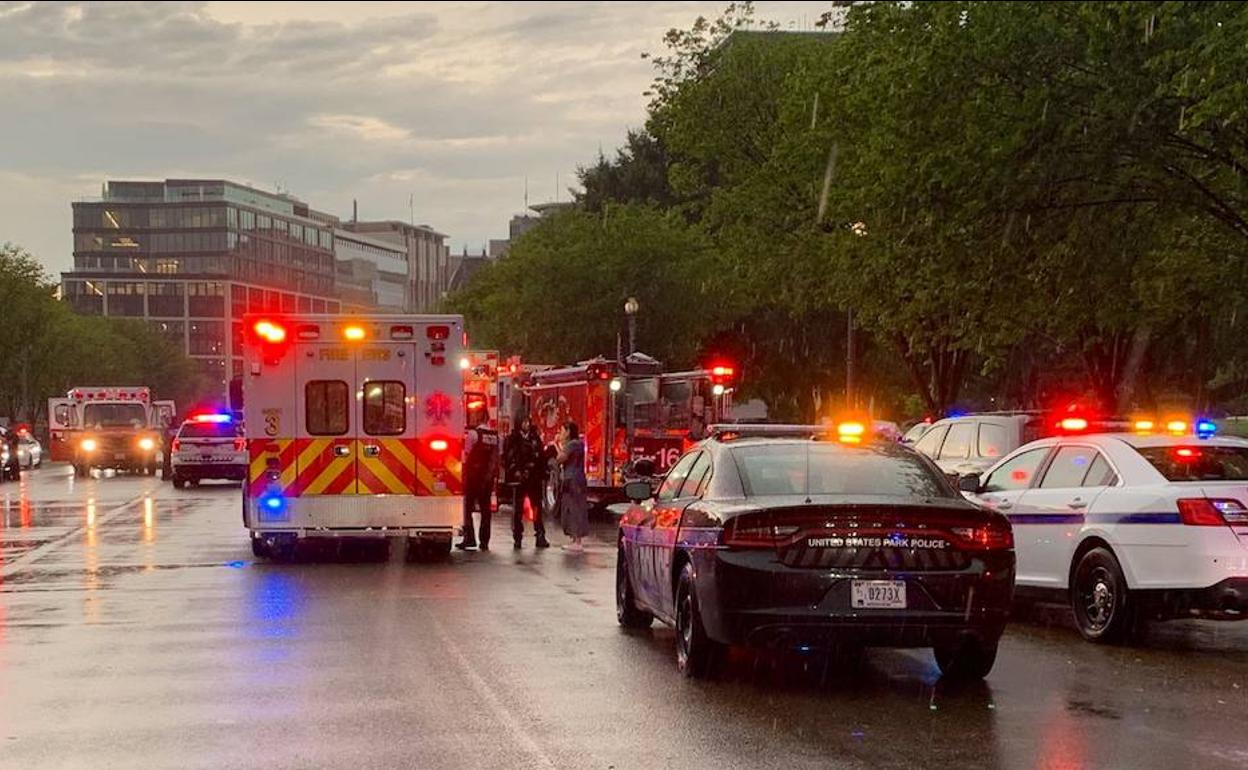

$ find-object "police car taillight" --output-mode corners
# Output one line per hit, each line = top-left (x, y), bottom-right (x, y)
(171, 439), (181, 452)
(723, 517), (800, 549)
(1177, 498), (1245, 526)
(950, 523), (1014, 550)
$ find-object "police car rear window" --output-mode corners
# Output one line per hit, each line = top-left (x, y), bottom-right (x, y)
(179, 422), (239, 439)
(1136, 446), (1248, 482)
(732, 444), (955, 499)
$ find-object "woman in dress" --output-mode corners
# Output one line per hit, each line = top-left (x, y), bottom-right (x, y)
(556, 421), (589, 552)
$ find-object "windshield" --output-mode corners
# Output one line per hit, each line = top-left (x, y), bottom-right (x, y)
(178, 422), (240, 439)
(1136, 446), (1248, 482)
(83, 403), (148, 429)
(731, 443), (956, 498)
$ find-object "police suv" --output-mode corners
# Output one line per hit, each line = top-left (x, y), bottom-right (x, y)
(960, 420), (1248, 641)
(170, 414), (246, 489)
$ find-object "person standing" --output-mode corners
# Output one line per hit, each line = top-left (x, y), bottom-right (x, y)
(504, 416), (549, 550)
(556, 421), (590, 552)
(458, 420), (500, 551)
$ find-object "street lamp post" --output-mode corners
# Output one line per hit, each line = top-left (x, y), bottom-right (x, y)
(623, 297), (640, 468)
(624, 297), (639, 355)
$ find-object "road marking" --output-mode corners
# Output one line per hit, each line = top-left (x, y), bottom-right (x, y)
(429, 615), (557, 770)
(0, 493), (150, 578)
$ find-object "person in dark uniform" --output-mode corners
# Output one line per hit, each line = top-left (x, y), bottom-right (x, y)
(458, 420), (500, 551)
(504, 415), (549, 550)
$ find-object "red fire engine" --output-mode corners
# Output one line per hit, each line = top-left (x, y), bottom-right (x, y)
(520, 352), (734, 510)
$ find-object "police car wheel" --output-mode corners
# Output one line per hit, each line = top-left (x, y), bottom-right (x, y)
(616, 547), (653, 629)
(251, 538), (270, 558)
(933, 636), (999, 681)
(675, 563), (720, 678)
(1071, 547), (1134, 643)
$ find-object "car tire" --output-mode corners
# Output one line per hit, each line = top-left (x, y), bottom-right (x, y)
(75, 464), (89, 479)
(933, 636), (999, 681)
(675, 562), (721, 678)
(251, 538), (271, 558)
(616, 546), (654, 629)
(1071, 547), (1134, 643)
(172, 475), (186, 490)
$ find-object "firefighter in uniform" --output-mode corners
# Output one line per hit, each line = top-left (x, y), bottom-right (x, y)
(504, 415), (550, 550)
(458, 421), (500, 551)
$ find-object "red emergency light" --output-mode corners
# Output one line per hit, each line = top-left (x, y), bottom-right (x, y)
(709, 362), (737, 385)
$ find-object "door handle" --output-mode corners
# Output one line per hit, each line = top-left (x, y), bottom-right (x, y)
(1068, 500), (1087, 510)
(363, 445), (381, 457)
(997, 502), (1013, 510)
(333, 445), (351, 457)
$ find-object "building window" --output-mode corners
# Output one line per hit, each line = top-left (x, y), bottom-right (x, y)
(148, 320), (185, 345)
(298, 295), (312, 313)
(231, 284), (247, 317)
(106, 281), (145, 316)
(227, 207), (238, 229)
(147, 282), (185, 316)
(64, 279), (105, 315)
(281, 293), (296, 312)
(188, 320), (225, 355)
(187, 281), (225, 316)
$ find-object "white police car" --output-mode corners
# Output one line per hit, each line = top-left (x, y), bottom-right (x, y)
(170, 414), (246, 489)
(960, 420), (1248, 641)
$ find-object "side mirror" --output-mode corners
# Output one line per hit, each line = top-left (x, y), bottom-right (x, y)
(631, 458), (656, 478)
(623, 480), (652, 503)
(958, 473), (981, 494)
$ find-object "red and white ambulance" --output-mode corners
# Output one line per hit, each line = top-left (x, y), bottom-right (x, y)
(241, 314), (466, 561)
(47, 386), (176, 471)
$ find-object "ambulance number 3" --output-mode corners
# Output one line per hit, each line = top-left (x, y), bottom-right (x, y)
(263, 409), (281, 437)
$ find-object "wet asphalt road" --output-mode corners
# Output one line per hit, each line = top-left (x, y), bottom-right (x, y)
(1, 465), (1246, 770)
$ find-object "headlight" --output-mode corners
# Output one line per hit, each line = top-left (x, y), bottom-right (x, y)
(81, 438), (98, 452)
(139, 437), (155, 451)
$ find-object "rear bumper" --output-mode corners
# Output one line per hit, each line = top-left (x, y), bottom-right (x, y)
(245, 493), (462, 535)
(1140, 578), (1248, 621)
(174, 463), (246, 481)
(693, 549), (1015, 649)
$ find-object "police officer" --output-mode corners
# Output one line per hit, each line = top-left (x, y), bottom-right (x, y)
(458, 417), (500, 551)
(504, 415), (549, 550)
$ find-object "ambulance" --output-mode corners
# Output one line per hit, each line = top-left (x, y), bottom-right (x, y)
(241, 314), (466, 561)
(47, 387), (176, 474)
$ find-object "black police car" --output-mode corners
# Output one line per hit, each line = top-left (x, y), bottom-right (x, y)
(616, 423), (1015, 680)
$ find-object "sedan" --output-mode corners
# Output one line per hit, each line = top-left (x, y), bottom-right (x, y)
(616, 426), (1016, 680)
(17, 435), (42, 469)
(961, 431), (1248, 641)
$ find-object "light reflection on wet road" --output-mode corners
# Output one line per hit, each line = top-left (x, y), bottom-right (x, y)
(0, 464), (1245, 769)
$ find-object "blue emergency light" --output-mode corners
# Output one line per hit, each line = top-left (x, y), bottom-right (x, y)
(1195, 419), (1217, 439)
(194, 413), (232, 423)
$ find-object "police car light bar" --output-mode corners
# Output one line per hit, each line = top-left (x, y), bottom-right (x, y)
(193, 414), (232, 423)
(708, 424), (824, 441)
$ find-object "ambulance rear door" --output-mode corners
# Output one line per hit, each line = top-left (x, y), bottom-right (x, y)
(48, 397), (77, 461)
(355, 336), (417, 495)
(295, 336), (358, 495)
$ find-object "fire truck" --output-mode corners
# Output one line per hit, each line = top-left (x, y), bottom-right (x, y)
(47, 387), (176, 476)
(461, 349), (502, 431)
(520, 352), (735, 511)
(241, 314), (466, 561)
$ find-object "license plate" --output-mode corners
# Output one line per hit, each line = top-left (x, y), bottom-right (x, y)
(851, 580), (906, 609)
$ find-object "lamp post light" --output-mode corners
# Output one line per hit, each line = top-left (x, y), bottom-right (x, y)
(624, 297), (639, 355)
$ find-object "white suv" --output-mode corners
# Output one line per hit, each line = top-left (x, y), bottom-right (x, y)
(171, 415), (246, 489)
(913, 413), (1044, 477)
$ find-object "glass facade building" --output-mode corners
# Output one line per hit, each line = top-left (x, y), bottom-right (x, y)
(64, 180), (342, 394)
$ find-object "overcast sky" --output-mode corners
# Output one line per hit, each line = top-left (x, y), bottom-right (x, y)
(0, 1), (826, 275)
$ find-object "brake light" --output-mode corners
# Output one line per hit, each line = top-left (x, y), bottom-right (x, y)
(722, 516), (799, 548)
(950, 523), (1014, 550)
(427, 325), (450, 340)
(171, 439), (181, 452)
(1176, 498), (1237, 526)
(429, 439), (449, 452)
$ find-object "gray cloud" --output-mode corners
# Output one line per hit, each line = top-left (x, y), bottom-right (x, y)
(0, 1), (823, 272)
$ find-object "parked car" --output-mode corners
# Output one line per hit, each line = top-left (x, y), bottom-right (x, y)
(16, 434), (42, 468)
(913, 412), (1044, 477)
